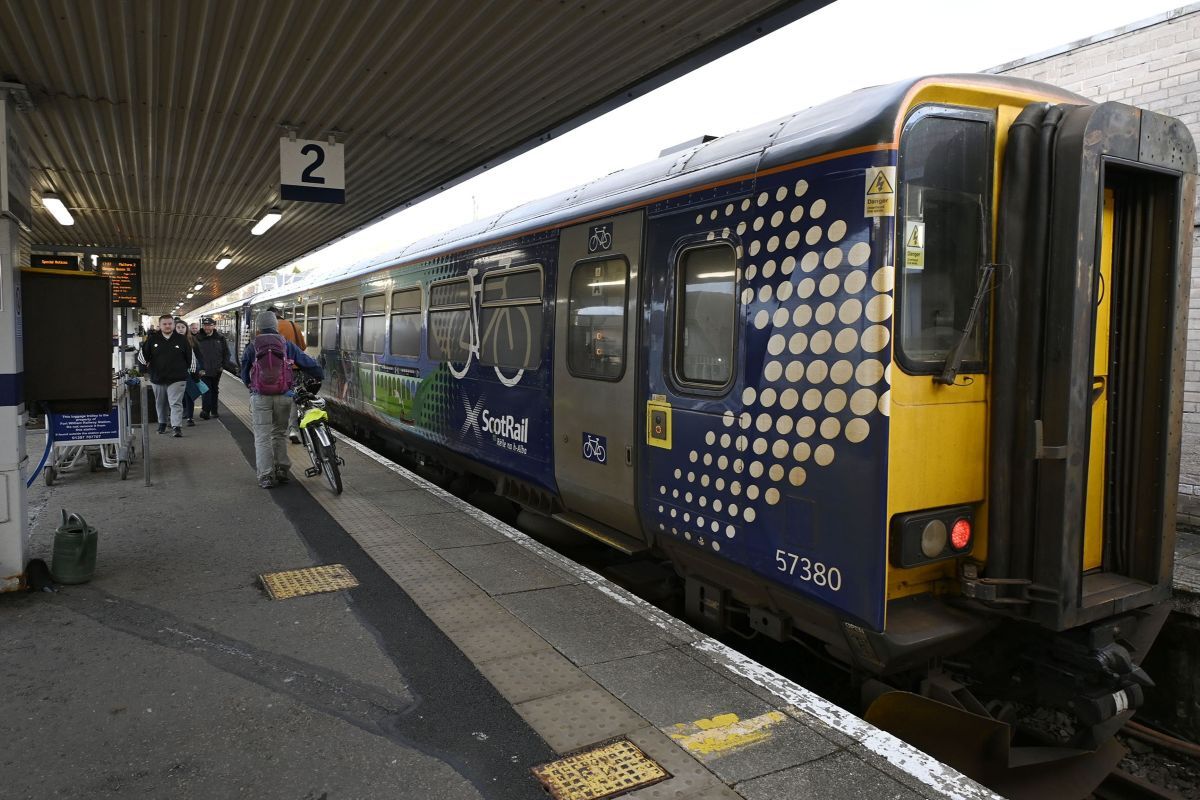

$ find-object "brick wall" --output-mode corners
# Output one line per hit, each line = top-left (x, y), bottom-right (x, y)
(992, 6), (1200, 527)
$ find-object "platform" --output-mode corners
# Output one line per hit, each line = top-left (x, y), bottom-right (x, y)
(2, 379), (997, 800)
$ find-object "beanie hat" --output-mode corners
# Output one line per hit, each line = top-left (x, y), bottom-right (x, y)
(256, 309), (278, 331)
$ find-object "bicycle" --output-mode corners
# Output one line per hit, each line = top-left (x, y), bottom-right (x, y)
(292, 381), (344, 494)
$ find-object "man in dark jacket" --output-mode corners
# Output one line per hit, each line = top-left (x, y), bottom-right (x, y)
(241, 309), (324, 488)
(196, 316), (230, 419)
(138, 313), (197, 437)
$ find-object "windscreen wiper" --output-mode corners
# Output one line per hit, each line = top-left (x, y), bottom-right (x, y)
(935, 261), (996, 385)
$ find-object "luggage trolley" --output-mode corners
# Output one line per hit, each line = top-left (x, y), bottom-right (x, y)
(44, 375), (138, 484)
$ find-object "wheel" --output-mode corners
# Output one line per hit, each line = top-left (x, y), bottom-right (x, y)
(118, 460), (129, 480)
(317, 432), (342, 495)
(44, 466), (56, 486)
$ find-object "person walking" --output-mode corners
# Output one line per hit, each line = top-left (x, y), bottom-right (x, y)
(268, 305), (308, 443)
(138, 314), (196, 437)
(177, 317), (201, 427)
(196, 316), (230, 419)
(241, 309), (323, 489)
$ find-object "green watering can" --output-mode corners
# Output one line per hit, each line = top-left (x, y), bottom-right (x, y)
(51, 510), (98, 584)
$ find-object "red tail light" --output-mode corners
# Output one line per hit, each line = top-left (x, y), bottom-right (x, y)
(951, 519), (972, 550)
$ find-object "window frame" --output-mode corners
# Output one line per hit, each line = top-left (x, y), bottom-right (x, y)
(427, 276), (473, 363)
(388, 285), (424, 358)
(894, 103), (995, 377)
(479, 263), (544, 371)
(338, 296), (361, 352)
(565, 255), (630, 383)
(361, 292), (387, 355)
(669, 239), (740, 395)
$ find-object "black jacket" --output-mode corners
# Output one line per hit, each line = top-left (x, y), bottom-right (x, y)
(195, 330), (231, 376)
(139, 331), (197, 384)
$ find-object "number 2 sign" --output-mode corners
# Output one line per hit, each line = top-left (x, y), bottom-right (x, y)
(280, 138), (345, 204)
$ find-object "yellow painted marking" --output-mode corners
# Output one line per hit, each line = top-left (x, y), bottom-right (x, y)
(260, 564), (359, 600)
(1083, 189), (1115, 571)
(667, 711), (787, 757)
(530, 738), (669, 800)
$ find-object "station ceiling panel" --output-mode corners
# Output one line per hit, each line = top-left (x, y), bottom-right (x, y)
(0, 0), (822, 313)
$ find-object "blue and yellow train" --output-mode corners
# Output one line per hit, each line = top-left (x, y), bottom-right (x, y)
(214, 73), (1196, 757)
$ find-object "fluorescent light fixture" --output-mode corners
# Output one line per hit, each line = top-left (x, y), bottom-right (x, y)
(193, 283), (203, 291)
(251, 207), (282, 235)
(587, 280), (625, 288)
(186, 293), (194, 299)
(215, 256), (231, 270)
(697, 271), (735, 278)
(41, 193), (74, 226)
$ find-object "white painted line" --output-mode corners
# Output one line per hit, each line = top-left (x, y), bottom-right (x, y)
(334, 432), (999, 799)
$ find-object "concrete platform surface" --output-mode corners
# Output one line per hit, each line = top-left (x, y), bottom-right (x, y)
(0, 379), (998, 800)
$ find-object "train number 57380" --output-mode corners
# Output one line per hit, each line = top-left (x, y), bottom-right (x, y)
(775, 550), (842, 592)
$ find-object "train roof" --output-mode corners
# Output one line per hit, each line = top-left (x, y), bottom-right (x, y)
(251, 73), (1090, 306)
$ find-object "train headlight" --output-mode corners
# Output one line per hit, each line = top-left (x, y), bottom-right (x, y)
(890, 505), (976, 568)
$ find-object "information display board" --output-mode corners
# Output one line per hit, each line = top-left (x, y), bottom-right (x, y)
(30, 254), (79, 271)
(97, 257), (142, 307)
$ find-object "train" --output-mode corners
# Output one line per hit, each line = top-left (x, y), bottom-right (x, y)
(207, 73), (1196, 780)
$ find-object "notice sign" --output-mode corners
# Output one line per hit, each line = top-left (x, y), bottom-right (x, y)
(51, 407), (120, 444)
(864, 166), (896, 217)
(280, 138), (345, 204)
(97, 258), (142, 308)
(31, 254), (80, 271)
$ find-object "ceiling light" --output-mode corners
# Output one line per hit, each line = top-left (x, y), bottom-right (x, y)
(193, 283), (203, 291)
(41, 193), (74, 226)
(251, 207), (282, 235)
(186, 293), (194, 299)
(215, 256), (231, 270)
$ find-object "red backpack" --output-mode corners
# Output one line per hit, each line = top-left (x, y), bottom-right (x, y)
(249, 333), (294, 395)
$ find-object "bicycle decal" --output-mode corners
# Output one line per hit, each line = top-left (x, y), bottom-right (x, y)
(587, 223), (612, 254)
(582, 431), (607, 464)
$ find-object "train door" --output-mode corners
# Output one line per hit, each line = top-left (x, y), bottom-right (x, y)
(552, 211), (644, 543)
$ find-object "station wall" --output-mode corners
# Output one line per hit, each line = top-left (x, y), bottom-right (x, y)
(992, 4), (1200, 526)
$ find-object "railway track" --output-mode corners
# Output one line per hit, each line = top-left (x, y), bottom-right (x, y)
(1093, 768), (1186, 800)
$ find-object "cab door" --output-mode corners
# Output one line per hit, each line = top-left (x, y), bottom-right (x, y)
(552, 211), (643, 539)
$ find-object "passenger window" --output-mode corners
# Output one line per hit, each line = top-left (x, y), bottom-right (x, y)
(675, 244), (737, 387)
(305, 304), (319, 345)
(428, 278), (471, 362)
(362, 293), (386, 354)
(389, 287), (422, 358)
(568, 258), (626, 380)
(321, 301), (337, 350)
(897, 109), (992, 372)
(339, 298), (360, 352)
(480, 266), (543, 371)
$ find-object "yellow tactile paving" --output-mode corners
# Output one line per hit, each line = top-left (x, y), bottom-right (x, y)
(260, 563), (359, 600)
(531, 738), (670, 800)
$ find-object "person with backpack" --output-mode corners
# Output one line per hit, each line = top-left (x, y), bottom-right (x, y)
(268, 305), (307, 443)
(241, 309), (323, 488)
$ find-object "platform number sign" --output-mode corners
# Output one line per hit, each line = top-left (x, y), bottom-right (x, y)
(280, 138), (346, 204)
(587, 223), (612, 254)
(582, 431), (607, 464)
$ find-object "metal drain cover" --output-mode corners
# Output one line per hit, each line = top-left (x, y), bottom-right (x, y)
(260, 564), (359, 600)
(531, 737), (670, 800)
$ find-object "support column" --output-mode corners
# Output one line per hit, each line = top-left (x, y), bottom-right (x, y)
(0, 87), (30, 591)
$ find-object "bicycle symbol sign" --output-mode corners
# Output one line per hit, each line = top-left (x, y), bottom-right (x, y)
(587, 223), (612, 254)
(582, 431), (607, 464)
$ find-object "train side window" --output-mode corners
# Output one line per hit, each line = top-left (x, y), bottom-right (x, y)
(362, 293), (386, 354)
(305, 304), (319, 346)
(674, 244), (736, 387)
(567, 257), (626, 380)
(428, 278), (471, 362)
(896, 107), (993, 373)
(340, 298), (361, 351)
(321, 301), (337, 349)
(480, 265), (543, 371)
(389, 286), (422, 358)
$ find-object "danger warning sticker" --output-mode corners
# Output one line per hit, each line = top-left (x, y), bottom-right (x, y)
(864, 166), (896, 217)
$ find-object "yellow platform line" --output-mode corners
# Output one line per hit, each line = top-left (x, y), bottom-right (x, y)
(668, 711), (787, 758)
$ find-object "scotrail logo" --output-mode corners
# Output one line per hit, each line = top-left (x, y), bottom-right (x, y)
(461, 393), (529, 454)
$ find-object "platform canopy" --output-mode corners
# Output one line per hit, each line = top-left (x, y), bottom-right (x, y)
(0, 0), (829, 313)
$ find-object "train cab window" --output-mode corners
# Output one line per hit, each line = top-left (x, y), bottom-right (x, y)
(567, 258), (626, 380)
(480, 265), (543, 371)
(320, 301), (337, 349)
(428, 278), (471, 362)
(362, 294), (386, 354)
(675, 244), (736, 387)
(340, 298), (361, 351)
(897, 108), (993, 373)
(305, 304), (319, 346)
(389, 287), (422, 358)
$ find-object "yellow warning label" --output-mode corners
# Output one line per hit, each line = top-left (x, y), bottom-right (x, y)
(904, 220), (925, 269)
(864, 166), (896, 217)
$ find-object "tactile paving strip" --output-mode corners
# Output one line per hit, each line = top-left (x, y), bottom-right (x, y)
(260, 564), (359, 600)
(531, 738), (671, 800)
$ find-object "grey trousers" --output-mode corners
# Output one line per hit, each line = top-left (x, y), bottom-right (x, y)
(152, 381), (186, 428)
(250, 393), (292, 478)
